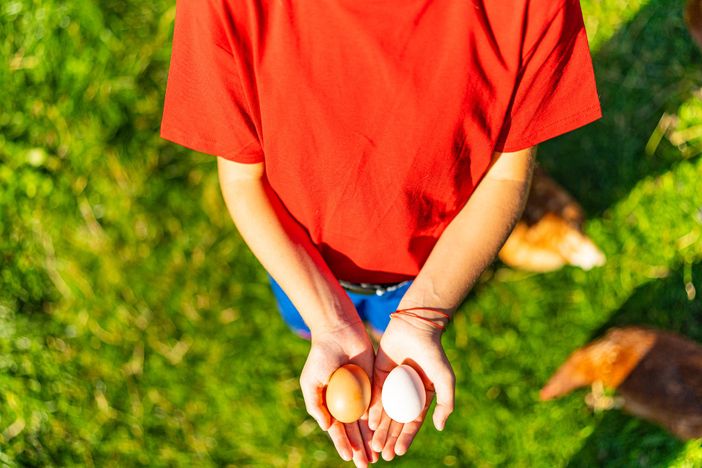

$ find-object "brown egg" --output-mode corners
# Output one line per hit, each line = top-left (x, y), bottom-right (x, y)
(324, 364), (371, 423)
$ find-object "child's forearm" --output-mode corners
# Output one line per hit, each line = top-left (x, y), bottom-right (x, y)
(217, 158), (360, 334)
(398, 147), (536, 317)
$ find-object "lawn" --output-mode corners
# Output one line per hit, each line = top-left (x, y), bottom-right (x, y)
(1, 0), (701, 466)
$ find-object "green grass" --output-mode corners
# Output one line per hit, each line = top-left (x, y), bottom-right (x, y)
(1, 0), (701, 466)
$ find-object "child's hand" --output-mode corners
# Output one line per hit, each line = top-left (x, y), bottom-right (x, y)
(300, 320), (378, 467)
(368, 312), (455, 461)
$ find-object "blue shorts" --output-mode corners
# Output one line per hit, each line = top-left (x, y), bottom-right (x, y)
(268, 275), (412, 338)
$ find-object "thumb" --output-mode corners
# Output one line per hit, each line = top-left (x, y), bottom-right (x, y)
(300, 374), (332, 431)
(368, 348), (394, 431)
(430, 366), (455, 431)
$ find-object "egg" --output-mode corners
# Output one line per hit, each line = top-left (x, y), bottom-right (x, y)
(325, 364), (371, 423)
(381, 364), (426, 423)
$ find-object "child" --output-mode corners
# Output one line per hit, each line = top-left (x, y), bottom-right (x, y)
(160, 0), (601, 465)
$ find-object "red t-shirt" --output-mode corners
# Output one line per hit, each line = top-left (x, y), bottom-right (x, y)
(161, 0), (602, 283)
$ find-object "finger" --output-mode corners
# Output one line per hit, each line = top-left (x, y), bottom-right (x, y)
(394, 390), (432, 456)
(431, 367), (455, 431)
(345, 421), (364, 453)
(347, 421), (371, 467)
(394, 419), (422, 456)
(381, 420), (403, 461)
(328, 420), (353, 461)
(352, 447), (369, 467)
(352, 443), (369, 468)
(353, 450), (369, 468)
(368, 348), (395, 431)
(371, 411), (391, 453)
(358, 416), (379, 464)
(367, 395), (383, 432)
(300, 376), (331, 431)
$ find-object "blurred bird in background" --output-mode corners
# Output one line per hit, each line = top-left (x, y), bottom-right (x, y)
(540, 327), (702, 440)
(500, 0), (702, 274)
(499, 166), (606, 272)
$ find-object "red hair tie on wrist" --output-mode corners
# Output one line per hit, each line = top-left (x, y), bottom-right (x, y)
(389, 307), (450, 331)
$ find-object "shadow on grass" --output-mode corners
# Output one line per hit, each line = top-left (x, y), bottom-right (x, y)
(554, 4), (702, 462)
(565, 262), (702, 466)
(566, 411), (686, 468)
(539, 0), (701, 216)
(591, 261), (702, 341)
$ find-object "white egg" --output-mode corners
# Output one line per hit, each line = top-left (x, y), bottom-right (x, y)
(381, 364), (426, 423)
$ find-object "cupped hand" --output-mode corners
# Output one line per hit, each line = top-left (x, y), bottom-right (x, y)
(300, 320), (378, 467)
(368, 313), (455, 461)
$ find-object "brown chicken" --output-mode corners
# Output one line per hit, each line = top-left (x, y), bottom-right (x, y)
(540, 327), (702, 440)
(687, 0), (702, 50)
(499, 166), (606, 272)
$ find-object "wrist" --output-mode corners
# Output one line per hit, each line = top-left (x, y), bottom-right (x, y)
(309, 315), (363, 337)
(293, 278), (363, 336)
(398, 282), (459, 320)
(308, 295), (363, 337)
(389, 307), (450, 335)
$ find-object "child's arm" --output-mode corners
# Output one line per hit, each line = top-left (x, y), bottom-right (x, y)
(399, 146), (536, 314)
(217, 159), (357, 333)
(369, 146), (536, 460)
(217, 158), (375, 465)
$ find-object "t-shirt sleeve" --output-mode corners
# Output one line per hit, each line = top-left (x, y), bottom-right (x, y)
(160, 0), (264, 163)
(494, 0), (602, 153)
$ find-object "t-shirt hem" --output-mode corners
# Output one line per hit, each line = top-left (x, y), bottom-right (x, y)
(160, 126), (264, 163)
(495, 103), (602, 153)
